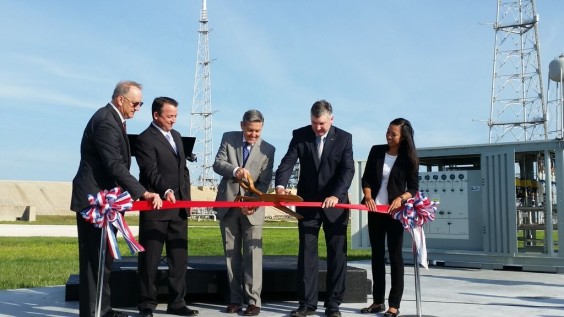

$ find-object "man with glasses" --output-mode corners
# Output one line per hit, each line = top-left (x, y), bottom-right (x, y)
(71, 80), (162, 317)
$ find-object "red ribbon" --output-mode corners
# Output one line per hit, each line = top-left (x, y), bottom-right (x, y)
(131, 200), (389, 213)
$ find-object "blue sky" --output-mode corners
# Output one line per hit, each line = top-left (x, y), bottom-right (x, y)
(0, 1), (562, 182)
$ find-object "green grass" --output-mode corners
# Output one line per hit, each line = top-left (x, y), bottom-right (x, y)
(0, 237), (78, 289)
(0, 216), (370, 290)
(517, 230), (559, 251)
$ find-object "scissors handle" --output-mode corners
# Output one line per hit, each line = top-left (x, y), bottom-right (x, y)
(237, 175), (263, 196)
(235, 175), (304, 220)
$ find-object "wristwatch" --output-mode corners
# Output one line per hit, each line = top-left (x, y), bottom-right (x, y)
(399, 194), (406, 204)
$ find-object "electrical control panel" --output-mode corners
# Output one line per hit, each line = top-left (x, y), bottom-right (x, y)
(418, 170), (482, 240)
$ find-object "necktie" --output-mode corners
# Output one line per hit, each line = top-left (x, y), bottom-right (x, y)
(242, 142), (250, 166)
(317, 136), (324, 159)
(166, 133), (177, 153)
(122, 121), (127, 133)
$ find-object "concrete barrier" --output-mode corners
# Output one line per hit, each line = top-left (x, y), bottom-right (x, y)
(0, 205), (36, 221)
(0, 181), (293, 220)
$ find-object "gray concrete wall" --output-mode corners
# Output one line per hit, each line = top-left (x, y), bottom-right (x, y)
(0, 181), (72, 216)
(0, 181), (291, 219)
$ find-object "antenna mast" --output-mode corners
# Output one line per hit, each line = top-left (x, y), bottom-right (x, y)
(190, 0), (216, 188)
(488, 0), (547, 143)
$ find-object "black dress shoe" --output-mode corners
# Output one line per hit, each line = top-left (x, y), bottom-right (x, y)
(166, 306), (199, 316)
(325, 309), (341, 317)
(360, 303), (385, 314)
(104, 309), (130, 317)
(138, 308), (153, 317)
(290, 306), (315, 317)
(383, 309), (400, 317)
(244, 304), (261, 316)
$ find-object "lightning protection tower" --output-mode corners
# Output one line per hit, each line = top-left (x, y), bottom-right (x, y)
(190, 0), (216, 188)
(488, 0), (547, 143)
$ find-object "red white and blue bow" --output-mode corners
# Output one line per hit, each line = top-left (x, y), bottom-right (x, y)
(393, 191), (438, 269)
(80, 187), (144, 259)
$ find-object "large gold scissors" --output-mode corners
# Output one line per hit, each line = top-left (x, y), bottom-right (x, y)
(234, 175), (304, 220)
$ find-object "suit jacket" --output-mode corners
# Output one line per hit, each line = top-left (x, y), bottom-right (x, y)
(134, 124), (191, 221)
(275, 125), (355, 221)
(213, 131), (275, 226)
(71, 104), (146, 212)
(361, 144), (419, 203)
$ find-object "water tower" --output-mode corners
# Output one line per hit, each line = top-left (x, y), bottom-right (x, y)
(547, 54), (564, 138)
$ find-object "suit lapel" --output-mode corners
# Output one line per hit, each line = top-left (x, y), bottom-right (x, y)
(376, 149), (385, 186)
(151, 125), (178, 156)
(322, 127), (336, 160)
(246, 138), (261, 165)
(172, 132), (182, 159)
(235, 133), (244, 167)
(310, 133), (321, 170)
(314, 126), (336, 170)
(107, 104), (131, 165)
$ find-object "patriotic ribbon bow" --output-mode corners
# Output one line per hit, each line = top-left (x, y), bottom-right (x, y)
(80, 187), (144, 259)
(393, 191), (438, 269)
(393, 191), (437, 229)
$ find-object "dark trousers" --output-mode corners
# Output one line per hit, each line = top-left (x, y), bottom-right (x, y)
(76, 213), (114, 317)
(368, 212), (404, 309)
(297, 208), (348, 311)
(138, 216), (188, 311)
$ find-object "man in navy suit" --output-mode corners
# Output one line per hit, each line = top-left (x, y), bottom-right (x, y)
(70, 80), (162, 317)
(135, 97), (198, 317)
(275, 100), (355, 317)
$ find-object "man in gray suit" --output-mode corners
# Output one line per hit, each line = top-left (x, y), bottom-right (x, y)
(213, 109), (275, 316)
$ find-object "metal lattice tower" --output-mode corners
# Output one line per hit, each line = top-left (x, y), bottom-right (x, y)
(190, 0), (216, 188)
(488, 0), (547, 143)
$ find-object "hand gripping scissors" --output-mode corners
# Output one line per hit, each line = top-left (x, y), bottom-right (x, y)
(235, 175), (304, 220)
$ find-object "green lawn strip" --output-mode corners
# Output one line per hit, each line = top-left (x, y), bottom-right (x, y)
(0, 226), (370, 290)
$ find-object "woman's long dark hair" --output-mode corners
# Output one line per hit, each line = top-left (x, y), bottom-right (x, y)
(390, 118), (419, 168)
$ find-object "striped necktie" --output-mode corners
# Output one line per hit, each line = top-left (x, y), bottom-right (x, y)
(166, 133), (177, 154)
(243, 142), (250, 166)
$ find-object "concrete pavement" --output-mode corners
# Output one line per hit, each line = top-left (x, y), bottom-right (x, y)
(0, 224), (96, 237)
(1, 262), (563, 317)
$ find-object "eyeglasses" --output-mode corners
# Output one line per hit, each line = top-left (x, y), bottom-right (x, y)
(121, 95), (143, 108)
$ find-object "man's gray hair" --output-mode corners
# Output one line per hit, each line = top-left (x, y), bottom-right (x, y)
(310, 99), (333, 117)
(112, 80), (143, 99)
(242, 109), (264, 123)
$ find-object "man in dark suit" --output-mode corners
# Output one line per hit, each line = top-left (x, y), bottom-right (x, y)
(70, 80), (163, 317)
(275, 100), (354, 317)
(134, 97), (199, 317)
(213, 109), (275, 316)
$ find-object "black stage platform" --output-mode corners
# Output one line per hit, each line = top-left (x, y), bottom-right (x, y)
(65, 256), (370, 307)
